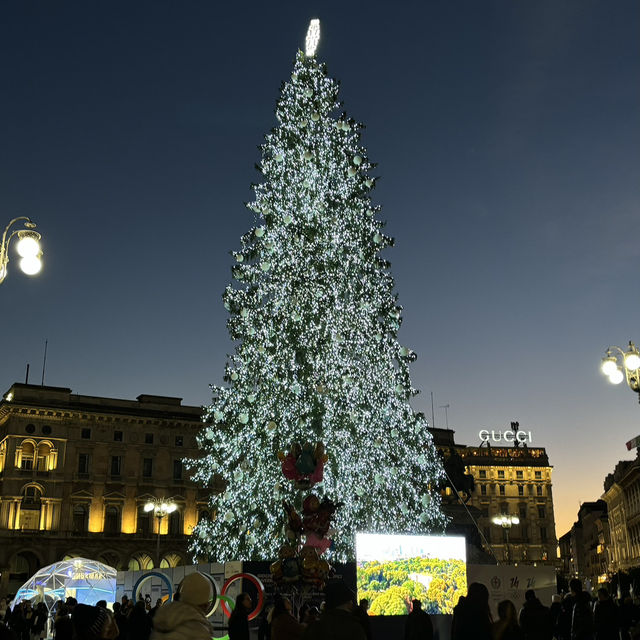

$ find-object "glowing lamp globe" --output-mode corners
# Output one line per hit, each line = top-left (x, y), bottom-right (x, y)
(144, 502), (155, 512)
(601, 358), (618, 376)
(20, 255), (42, 276)
(16, 232), (40, 258)
(608, 369), (624, 385)
(511, 516), (520, 525)
(625, 353), (640, 371)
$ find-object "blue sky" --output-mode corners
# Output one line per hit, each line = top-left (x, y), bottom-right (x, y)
(1, 0), (639, 538)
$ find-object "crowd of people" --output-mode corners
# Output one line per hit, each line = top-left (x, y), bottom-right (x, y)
(0, 575), (639, 640)
(451, 579), (640, 640)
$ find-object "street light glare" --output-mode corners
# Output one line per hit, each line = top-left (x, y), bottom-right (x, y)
(608, 369), (624, 385)
(144, 502), (155, 512)
(601, 358), (618, 376)
(624, 353), (640, 371)
(20, 256), (42, 276)
(16, 234), (40, 258)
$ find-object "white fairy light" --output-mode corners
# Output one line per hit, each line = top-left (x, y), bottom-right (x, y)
(305, 19), (320, 56)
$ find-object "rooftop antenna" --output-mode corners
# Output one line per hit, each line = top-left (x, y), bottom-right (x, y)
(430, 392), (436, 428)
(41, 339), (48, 386)
(25, 363), (30, 384)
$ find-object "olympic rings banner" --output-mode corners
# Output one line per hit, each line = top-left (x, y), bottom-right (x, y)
(118, 563), (266, 640)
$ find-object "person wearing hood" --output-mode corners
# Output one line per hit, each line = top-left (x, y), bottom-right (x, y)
(150, 572), (213, 640)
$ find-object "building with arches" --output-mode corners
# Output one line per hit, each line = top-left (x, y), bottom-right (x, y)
(0, 383), (213, 596)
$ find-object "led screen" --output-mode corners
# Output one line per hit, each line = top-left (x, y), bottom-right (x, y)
(356, 533), (467, 615)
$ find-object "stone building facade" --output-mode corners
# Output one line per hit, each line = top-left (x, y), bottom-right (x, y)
(601, 453), (640, 575)
(432, 426), (558, 566)
(0, 383), (210, 596)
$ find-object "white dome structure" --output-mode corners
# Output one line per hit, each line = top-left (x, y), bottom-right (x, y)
(12, 557), (117, 613)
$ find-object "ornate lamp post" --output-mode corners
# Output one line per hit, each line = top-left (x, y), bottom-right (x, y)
(144, 498), (177, 568)
(0, 217), (44, 285)
(492, 514), (519, 564)
(601, 342), (640, 400)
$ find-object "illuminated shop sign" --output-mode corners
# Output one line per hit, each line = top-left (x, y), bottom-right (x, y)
(478, 429), (532, 444)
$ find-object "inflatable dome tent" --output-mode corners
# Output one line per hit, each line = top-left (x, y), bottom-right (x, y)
(11, 558), (117, 613)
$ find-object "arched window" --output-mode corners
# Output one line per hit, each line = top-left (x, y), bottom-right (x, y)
(104, 506), (121, 536)
(72, 504), (89, 534)
(36, 441), (54, 471)
(9, 551), (39, 583)
(98, 552), (121, 570)
(21, 442), (35, 470)
(160, 552), (182, 569)
(127, 553), (154, 571)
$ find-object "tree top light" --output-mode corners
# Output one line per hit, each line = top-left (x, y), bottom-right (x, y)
(305, 19), (320, 56)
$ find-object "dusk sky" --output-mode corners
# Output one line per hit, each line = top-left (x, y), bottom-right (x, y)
(1, 1), (639, 540)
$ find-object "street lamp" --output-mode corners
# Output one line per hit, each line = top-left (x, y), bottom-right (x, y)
(492, 514), (520, 564)
(144, 498), (177, 568)
(0, 217), (44, 285)
(601, 342), (640, 399)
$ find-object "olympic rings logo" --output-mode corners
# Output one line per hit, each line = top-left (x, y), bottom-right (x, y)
(133, 571), (265, 640)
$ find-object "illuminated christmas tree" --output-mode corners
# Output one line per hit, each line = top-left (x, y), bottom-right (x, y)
(188, 22), (447, 562)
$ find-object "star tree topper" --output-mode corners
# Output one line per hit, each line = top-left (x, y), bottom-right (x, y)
(305, 19), (320, 56)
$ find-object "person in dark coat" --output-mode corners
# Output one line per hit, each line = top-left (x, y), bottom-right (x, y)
(228, 593), (252, 640)
(353, 599), (372, 640)
(569, 580), (594, 640)
(519, 589), (552, 640)
(53, 603), (74, 640)
(71, 604), (119, 640)
(452, 583), (493, 640)
(127, 601), (152, 640)
(593, 588), (618, 640)
(493, 600), (525, 640)
(29, 603), (48, 640)
(270, 595), (303, 640)
(149, 599), (163, 621)
(404, 599), (433, 640)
